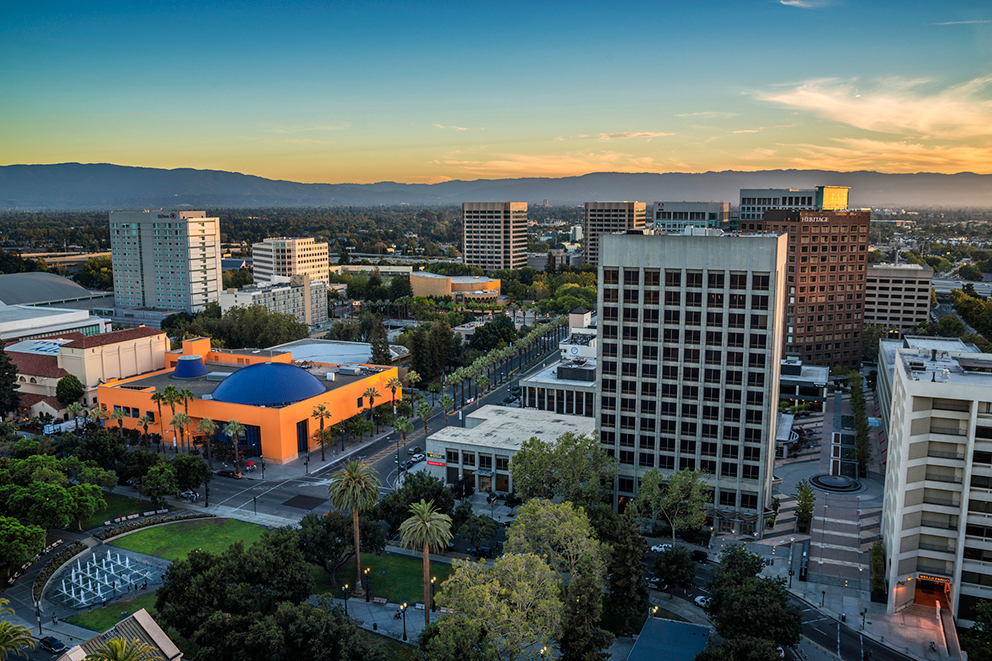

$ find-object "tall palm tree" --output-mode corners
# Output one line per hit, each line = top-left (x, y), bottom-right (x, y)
(109, 408), (126, 437)
(439, 394), (454, 427)
(224, 420), (245, 471)
(448, 370), (464, 408)
(171, 413), (190, 456)
(312, 404), (332, 462)
(82, 637), (163, 661)
(179, 388), (195, 452)
(161, 386), (181, 449)
(363, 386), (381, 434)
(90, 407), (108, 431)
(150, 391), (166, 446)
(65, 402), (83, 430)
(137, 415), (152, 449)
(417, 399), (432, 442)
(476, 374), (489, 395)
(0, 599), (35, 660)
(405, 370), (421, 393)
(328, 460), (381, 596)
(398, 499), (453, 626)
(195, 418), (218, 467)
(386, 377), (403, 415)
(394, 416), (413, 475)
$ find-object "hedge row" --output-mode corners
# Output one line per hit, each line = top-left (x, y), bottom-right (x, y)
(33, 542), (87, 602)
(94, 512), (215, 541)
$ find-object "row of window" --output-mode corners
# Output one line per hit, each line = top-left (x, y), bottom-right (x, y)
(601, 426), (766, 445)
(445, 449), (510, 471)
(614, 475), (760, 509)
(603, 269), (770, 290)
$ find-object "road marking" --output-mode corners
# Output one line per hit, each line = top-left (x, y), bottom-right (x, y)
(814, 628), (828, 636)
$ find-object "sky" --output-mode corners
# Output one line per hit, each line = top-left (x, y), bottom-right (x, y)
(2, 1), (992, 184)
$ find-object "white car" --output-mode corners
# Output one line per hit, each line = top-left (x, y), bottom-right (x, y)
(411, 453), (426, 463)
(651, 543), (673, 553)
(694, 595), (710, 608)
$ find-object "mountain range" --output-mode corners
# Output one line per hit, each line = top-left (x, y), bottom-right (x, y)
(1, 163), (991, 210)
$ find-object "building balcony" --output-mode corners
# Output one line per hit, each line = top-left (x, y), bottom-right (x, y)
(920, 518), (959, 531)
(927, 450), (966, 461)
(916, 562), (952, 577)
(925, 473), (963, 484)
(918, 542), (957, 556)
(922, 495), (961, 509)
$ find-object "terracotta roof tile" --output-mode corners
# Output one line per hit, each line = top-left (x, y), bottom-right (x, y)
(18, 392), (61, 410)
(9, 352), (69, 378)
(62, 327), (165, 349)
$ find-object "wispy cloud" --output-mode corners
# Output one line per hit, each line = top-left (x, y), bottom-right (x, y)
(433, 123), (469, 131)
(935, 19), (992, 25)
(780, 0), (831, 8)
(782, 137), (992, 173)
(757, 75), (992, 139)
(429, 150), (687, 178)
(675, 111), (738, 118)
(732, 128), (764, 134)
(597, 131), (673, 140)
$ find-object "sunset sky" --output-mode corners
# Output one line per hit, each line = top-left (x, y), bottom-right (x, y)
(2, 1), (992, 183)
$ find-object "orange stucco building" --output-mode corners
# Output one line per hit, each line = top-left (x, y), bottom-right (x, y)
(97, 338), (400, 464)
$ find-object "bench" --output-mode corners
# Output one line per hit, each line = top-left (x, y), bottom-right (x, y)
(372, 596), (388, 605)
(414, 602), (425, 610)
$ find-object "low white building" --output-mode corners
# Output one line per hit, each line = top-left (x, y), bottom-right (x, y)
(425, 405), (595, 493)
(220, 274), (327, 326)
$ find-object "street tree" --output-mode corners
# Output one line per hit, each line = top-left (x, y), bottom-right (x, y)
(399, 499), (453, 625)
(328, 460), (381, 596)
(194, 418), (218, 468)
(386, 377), (403, 414)
(437, 554), (563, 661)
(439, 394), (455, 427)
(418, 620), (497, 661)
(961, 600), (992, 661)
(654, 545), (696, 599)
(311, 404), (332, 462)
(377, 471), (453, 533)
(795, 478), (815, 533)
(505, 498), (605, 580)
(138, 463), (177, 507)
(170, 413), (191, 456)
(223, 420), (245, 470)
(0, 598), (36, 659)
(459, 514), (498, 550)
(417, 399), (432, 441)
(0, 346), (20, 419)
(558, 553), (614, 661)
(363, 387), (381, 433)
(606, 509), (649, 633)
(172, 453), (211, 493)
(297, 511), (386, 579)
(637, 468), (709, 545)
(706, 574), (802, 649)
(136, 415), (152, 450)
(509, 432), (616, 505)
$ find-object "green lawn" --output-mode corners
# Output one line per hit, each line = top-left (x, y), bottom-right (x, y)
(323, 552), (451, 605)
(359, 630), (418, 660)
(67, 593), (158, 631)
(107, 518), (267, 562)
(81, 493), (158, 531)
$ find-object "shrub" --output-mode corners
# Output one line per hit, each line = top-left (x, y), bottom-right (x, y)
(95, 512), (214, 541)
(870, 540), (886, 592)
(33, 542), (87, 602)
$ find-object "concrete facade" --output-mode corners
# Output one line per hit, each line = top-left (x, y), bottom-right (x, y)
(110, 210), (222, 311)
(653, 202), (731, 232)
(462, 202), (528, 270)
(584, 201), (646, 266)
(881, 347), (992, 624)
(739, 185), (850, 221)
(0, 306), (109, 343)
(597, 231), (787, 534)
(252, 237), (329, 283)
(220, 274), (328, 326)
(409, 271), (500, 302)
(865, 264), (933, 331)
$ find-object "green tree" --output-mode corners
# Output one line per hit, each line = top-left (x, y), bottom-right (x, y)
(438, 554), (563, 661)
(558, 554), (614, 661)
(136, 415), (152, 450)
(505, 499), (605, 579)
(706, 573), (802, 649)
(417, 398), (432, 441)
(83, 637), (163, 661)
(170, 413), (191, 456)
(509, 432), (616, 505)
(224, 420), (245, 470)
(0, 598), (36, 660)
(311, 404), (332, 462)
(195, 418), (218, 468)
(399, 499), (453, 625)
(328, 460), (381, 597)
(363, 386), (381, 433)
(3, 482), (74, 530)
(0, 518), (45, 578)
(418, 619), (498, 661)
(607, 509), (649, 632)
(460, 514), (498, 549)
(109, 408), (126, 437)
(860, 325), (892, 363)
(654, 545), (696, 599)
(138, 463), (176, 507)
(172, 453), (211, 492)
(637, 468), (709, 545)
(377, 471), (454, 534)
(370, 321), (392, 366)
(68, 483), (106, 531)
(56, 374), (84, 408)
(297, 511), (386, 579)
(960, 264), (983, 281)
(961, 600), (992, 661)
(795, 478), (815, 532)
(0, 346), (22, 419)
(386, 376), (403, 414)
(439, 394), (455, 427)
(694, 637), (783, 661)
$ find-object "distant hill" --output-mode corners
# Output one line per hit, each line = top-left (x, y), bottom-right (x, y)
(1, 163), (991, 210)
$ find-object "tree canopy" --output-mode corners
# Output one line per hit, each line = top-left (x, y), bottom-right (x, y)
(509, 432), (616, 505)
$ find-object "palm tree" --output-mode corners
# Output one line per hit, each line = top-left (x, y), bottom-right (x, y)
(476, 374), (489, 395)
(161, 386), (181, 449)
(386, 377), (403, 415)
(65, 401), (83, 430)
(363, 386), (381, 434)
(150, 391), (166, 447)
(224, 420), (245, 471)
(328, 460), (381, 597)
(109, 408), (126, 437)
(427, 382), (441, 406)
(179, 388), (195, 452)
(82, 637), (163, 661)
(171, 413), (190, 456)
(448, 369), (464, 408)
(405, 370), (421, 393)
(331, 422), (347, 453)
(0, 599), (35, 660)
(312, 404), (332, 462)
(398, 499), (453, 626)
(394, 416), (413, 474)
(439, 394), (454, 427)
(90, 407), (108, 431)
(417, 399), (432, 442)
(137, 415), (152, 449)
(195, 418), (218, 467)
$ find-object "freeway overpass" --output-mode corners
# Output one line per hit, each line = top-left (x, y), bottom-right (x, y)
(932, 278), (992, 297)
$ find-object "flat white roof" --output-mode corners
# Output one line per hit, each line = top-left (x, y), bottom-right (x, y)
(426, 405), (595, 451)
(268, 338), (409, 362)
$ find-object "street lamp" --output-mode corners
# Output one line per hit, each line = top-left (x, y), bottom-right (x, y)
(260, 458), (265, 480)
(651, 605), (658, 619)
(305, 453), (310, 475)
(364, 568), (371, 603)
(341, 584), (351, 617)
(431, 576), (437, 612)
(540, 647), (547, 658)
(400, 602), (408, 641)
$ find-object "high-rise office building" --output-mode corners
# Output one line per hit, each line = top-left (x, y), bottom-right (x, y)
(864, 264), (933, 332)
(584, 202), (646, 266)
(462, 202), (528, 270)
(749, 209), (871, 368)
(879, 343), (992, 625)
(252, 237), (329, 283)
(597, 230), (787, 535)
(739, 185), (850, 221)
(109, 210), (222, 312)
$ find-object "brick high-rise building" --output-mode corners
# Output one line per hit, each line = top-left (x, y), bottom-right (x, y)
(597, 230), (787, 536)
(462, 202), (528, 270)
(749, 209), (871, 368)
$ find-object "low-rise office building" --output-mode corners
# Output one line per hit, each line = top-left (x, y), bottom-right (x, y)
(778, 358), (829, 413)
(220, 274), (328, 326)
(410, 271), (500, 303)
(425, 405), (595, 493)
(520, 358), (596, 417)
(864, 264), (933, 331)
(252, 237), (329, 283)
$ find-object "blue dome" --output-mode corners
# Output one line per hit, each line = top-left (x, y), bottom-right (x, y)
(211, 362), (326, 407)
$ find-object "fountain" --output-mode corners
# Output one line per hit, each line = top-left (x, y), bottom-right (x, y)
(48, 549), (160, 610)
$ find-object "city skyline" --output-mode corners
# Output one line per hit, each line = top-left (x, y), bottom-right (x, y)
(2, 1), (991, 183)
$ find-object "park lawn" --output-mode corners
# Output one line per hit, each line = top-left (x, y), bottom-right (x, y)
(359, 630), (419, 660)
(327, 552), (451, 605)
(80, 492), (157, 531)
(67, 593), (158, 631)
(107, 518), (267, 562)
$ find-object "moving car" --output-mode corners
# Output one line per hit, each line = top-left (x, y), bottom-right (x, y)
(39, 636), (68, 653)
(216, 470), (243, 479)
(694, 595), (710, 608)
(407, 446), (423, 454)
(650, 543), (673, 553)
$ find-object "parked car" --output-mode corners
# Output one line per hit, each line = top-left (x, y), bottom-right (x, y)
(469, 546), (493, 558)
(691, 550), (708, 563)
(216, 470), (242, 479)
(694, 595), (710, 608)
(650, 543), (672, 553)
(39, 636), (68, 653)
(398, 460), (410, 470)
(647, 577), (667, 591)
(411, 453), (426, 463)
(407, 446), (423, 454)
(777, 647), (786, 658)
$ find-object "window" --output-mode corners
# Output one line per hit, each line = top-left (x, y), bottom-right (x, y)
(624, 270), (640, 286)
(604, 269), (619, 285)
(666, 270), (681, 287)
(496, 456), (509, 471)
(685, 311), (702, 326)
(708, 272), (725, 288)
(707, 311), (723, 326)
(603, 288), (618, 303)
(721, 463), (738, 477)
(447, 449), (459, 463)
(687, 272), (703, 287)
(751, 295), (769, 310)
(665, 291), (681, 306)
(479, 454), (492, 469)
(645, 270), (660, 286)
(730, 273), (747, 289)
(743, 465), (760, 480)
(462, 452), (475, 467)
(752, 274), (770, 290)
(686, 292), (702, 307)
(719, 491), (736, 507)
